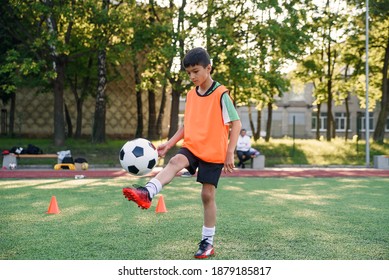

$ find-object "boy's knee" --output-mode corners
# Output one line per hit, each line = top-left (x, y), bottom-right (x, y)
(168, 154), (187, 168)
(201, 185), (215, 203)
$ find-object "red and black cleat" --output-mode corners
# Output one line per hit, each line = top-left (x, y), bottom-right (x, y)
(122, 186), (152, 209)
(194, 239), (215, 259)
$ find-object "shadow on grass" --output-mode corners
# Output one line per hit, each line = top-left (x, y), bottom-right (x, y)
(216, 177), (389, 260)
(1, 177), (388, 260)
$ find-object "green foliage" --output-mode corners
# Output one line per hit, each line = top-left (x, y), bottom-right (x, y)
(1, 0), (388, 143)
(295, 0), (389, 112)
(198, 0), (311, 114)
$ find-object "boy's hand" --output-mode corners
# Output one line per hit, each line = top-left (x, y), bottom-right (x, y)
(157, 143), (170, 157)
(223, 152), (235, 173)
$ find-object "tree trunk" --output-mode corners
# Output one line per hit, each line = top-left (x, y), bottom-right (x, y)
(74, 56), (93, 139)
(92, 50), (107, 143)
(373, 36), (389, 144)
(64, 103), (73, 138)
(255, 109), (262, 140)
(316, 103), (321, 140)
(248, 103), (255, 135)
(326, 54), (333, 141)
(75, 98), (83, 138)
(147, 78), (158, 140)
(53, 56), (66, 146)
(134, 64), (143, 138)
(248, 103), (261, 141)
(167, 0), (185, 139)
(69, 78), (85, 139)
(265, 102), (273, 142)
(9, 92), (15, 136)
(325, 1), (334, 142)
(331, 111), (336, 139)
(374, 109), (388, 144)
(156, 80), (168, 139)
(168, 86), (180, 138)
(345, 94), (350, 141)
(44, 5), (66, 146)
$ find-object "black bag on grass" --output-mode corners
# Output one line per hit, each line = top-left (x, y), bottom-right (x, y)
(62, 157), (74, 164)
(74, 158), (88, 164)
(26, 144), (43, 154)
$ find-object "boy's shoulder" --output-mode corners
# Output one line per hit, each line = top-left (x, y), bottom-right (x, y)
(212, 81), (227, 91)
(208, 81), (229, 96)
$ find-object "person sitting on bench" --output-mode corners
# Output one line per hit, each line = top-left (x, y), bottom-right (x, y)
(236, 129), (259, 168)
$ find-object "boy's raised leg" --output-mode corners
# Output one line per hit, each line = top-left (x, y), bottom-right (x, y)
(123, 154), (189, 209)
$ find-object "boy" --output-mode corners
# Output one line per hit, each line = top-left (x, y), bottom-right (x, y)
(122, 47), (241, 259)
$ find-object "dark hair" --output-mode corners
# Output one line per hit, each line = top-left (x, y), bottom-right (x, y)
(182, 47), (211, 68)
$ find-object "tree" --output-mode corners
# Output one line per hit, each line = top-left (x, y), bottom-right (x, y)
(369, 5), (389, 143)
(244, 0), (310, 141)
(340, 0), (389, 143)
(45, 0), (70, 146)
(295, 0), (359, 141)
(129, 5), (149, 138)
(167, 0), (187, 138)
(183, 0), (310, 142)
(146, 0), (183, 140)
(67, 54), (96, 138)
(374, 29), (389, 143)
(335, 39), (365, 141)
(89, 0), (136, 143)
(0, 2), (20, 136)
(1, 0), (96, 145)
(92, 0), (117, 143)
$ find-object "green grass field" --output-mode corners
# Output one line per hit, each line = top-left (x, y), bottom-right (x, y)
(1, 176), (388, 260)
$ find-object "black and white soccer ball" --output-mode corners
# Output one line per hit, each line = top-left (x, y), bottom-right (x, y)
(119, 138), (158, 176)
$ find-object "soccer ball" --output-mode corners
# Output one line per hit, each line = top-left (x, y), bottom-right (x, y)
(119, 138), (158, 176)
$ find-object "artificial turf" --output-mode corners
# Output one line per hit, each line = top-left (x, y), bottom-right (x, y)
(1, 177), (388, 260)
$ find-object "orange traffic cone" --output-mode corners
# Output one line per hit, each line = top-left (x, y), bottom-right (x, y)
(155, 195), (167, 213)
(46, 196), (60, 214)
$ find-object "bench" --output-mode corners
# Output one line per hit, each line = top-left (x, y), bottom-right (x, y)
(373, 155), (389, 169)
(2, 153), (59, 169)
(16, 154), (58, 159)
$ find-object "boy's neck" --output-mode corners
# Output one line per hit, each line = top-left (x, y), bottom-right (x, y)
(197, 78), (214, 95)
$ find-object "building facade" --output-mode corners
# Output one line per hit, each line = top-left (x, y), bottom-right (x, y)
(237, 83), (389, 140)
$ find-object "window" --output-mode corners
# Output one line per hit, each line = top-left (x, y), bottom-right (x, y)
(311, 112), (327, 131)
(360, 112), (374, 132)
(335, 112), (350, 131)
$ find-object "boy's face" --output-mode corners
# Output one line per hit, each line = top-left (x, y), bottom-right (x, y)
(185, 64), (212, 87)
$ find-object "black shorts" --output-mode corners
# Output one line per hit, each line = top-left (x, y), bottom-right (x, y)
(178, 147), (224, 188)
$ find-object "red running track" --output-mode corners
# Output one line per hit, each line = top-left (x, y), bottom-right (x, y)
(1, 167), (388, 179)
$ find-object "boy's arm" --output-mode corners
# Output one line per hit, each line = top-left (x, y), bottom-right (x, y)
(224, 119), (242, 173)
(157, 126), (184, 157)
